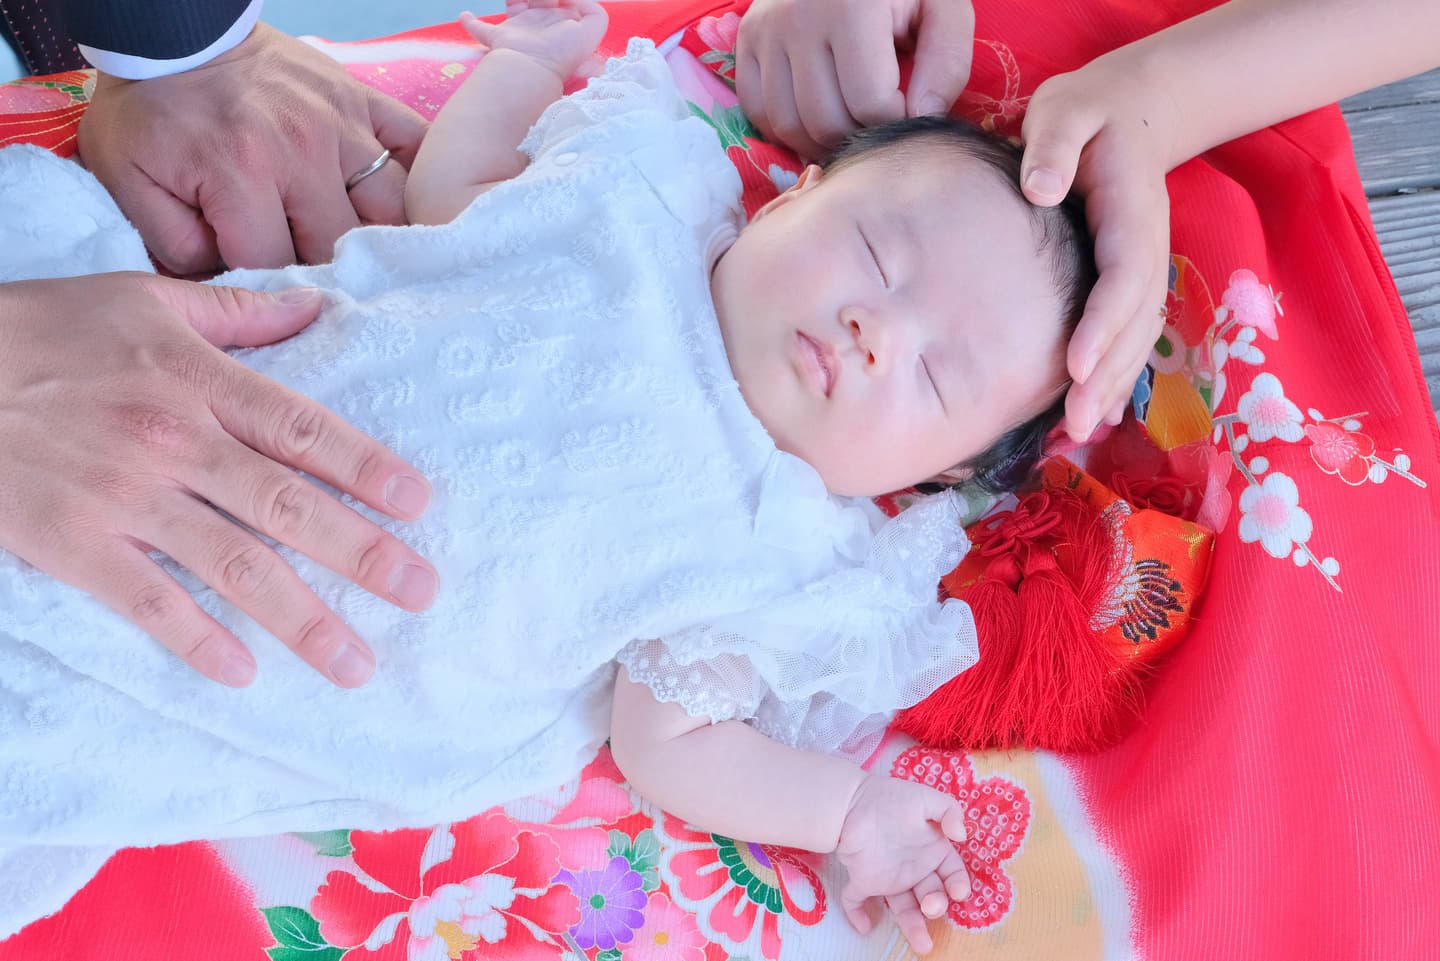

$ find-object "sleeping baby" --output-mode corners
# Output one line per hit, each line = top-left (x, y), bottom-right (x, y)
(0, 0), (1094, 950)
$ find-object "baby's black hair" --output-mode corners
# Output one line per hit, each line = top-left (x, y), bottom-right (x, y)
(821, 116), (1097, 494)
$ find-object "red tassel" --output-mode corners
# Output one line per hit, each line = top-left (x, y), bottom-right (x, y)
(896, 488), (1148, 753)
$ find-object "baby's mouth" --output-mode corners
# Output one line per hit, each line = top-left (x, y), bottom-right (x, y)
(797, 332), (835, 397)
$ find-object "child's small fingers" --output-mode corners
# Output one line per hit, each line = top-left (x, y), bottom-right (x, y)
(459, 14), (494, 43)
(938, 801), (968, 844)
(936, 846), (973, 902)
(576, 0), (609, 21)
(910, 873), (949, 919)
(1019, 85), (1097, 206)
(841, 896), (876, 936)
(885, 891), (934, 955)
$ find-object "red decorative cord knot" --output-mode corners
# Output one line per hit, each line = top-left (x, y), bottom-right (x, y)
(1111, 472), (1191, 518)
(973, 492), (1064, 558)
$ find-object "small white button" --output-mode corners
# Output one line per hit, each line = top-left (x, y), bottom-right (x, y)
(553, 152), (579, 166)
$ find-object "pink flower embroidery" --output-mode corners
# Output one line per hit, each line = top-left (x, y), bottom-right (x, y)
(502, 749), (635, 872)
(656, 815), (825, 960)
(1304, 422), (1376, 486)
(621, 892), (708, 961)
(891, 748), (1031, 930)
(1221, 268), (1281, 340)
(694, 13), (741, 54)
(310, 812), (579, 961)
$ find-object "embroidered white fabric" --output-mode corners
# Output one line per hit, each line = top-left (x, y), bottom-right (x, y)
(0, 41), (977, 936)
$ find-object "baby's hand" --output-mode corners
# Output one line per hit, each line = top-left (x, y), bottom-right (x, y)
(835, 773), (971, 955)
(460, 0), (609, 84)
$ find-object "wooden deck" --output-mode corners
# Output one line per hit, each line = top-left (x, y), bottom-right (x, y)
(1341, 69), (1440, 418)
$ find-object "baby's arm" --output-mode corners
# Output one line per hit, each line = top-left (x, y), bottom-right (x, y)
(405, 0), (608, 226)
(611, 668), (969, 955)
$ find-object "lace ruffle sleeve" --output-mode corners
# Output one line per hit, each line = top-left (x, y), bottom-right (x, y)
(616, 454), (979, 760)
(517, 37), (691, 164)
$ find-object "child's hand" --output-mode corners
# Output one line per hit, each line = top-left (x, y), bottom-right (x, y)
(460, 0), (609, 84)
(1018, 55), (1177, 443)
(835, 773), (971, 955)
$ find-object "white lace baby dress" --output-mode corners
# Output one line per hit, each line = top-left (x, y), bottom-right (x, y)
(0, 40), (978, 936)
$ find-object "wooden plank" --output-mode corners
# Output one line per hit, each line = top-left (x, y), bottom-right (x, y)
(1340, 69), (1440, 113)
(1366, 192), (1440, 414)
(1342, 103), (1440, 196)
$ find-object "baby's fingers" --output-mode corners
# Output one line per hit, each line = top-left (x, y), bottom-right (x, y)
(910, 872), (950, 920)
(459, 11), (496, 44)
(936, 844), (973, 903)
(841, 891), (877, 937)
(886, 890), (934, 955)
(938, 801), (968, 844)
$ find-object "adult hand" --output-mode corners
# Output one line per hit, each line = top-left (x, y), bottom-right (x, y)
(78, 23), (428, 275)
(1019, 54), (1176, 443)
(0, 273), (438, 688)
(736, 0), (975, 160)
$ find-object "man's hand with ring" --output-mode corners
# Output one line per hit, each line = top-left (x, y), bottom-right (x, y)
(78, 23), (428, 274)
(0, 273), (439, 688)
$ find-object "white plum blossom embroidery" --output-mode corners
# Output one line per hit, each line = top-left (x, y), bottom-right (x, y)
(1178, 263), (1426, 592)
(1237, 472), (1312, 559)
(1236, 373), (1304, 443)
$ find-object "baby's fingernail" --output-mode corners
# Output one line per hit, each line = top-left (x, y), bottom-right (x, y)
(385, 474), (431, 517)
(390, 563), (438, 609)
(1024, 167), (1064, 201)
(220, 654), (256, 687)
(329, 644), (374, 687)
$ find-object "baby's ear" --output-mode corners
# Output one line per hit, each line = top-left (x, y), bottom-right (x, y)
(749, 164), (824, 222)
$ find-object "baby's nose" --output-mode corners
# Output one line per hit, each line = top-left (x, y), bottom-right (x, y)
(844, 308), (893, 374)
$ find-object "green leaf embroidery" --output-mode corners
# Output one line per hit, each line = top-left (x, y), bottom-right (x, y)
(687, 101), (759, 151)
(262, 906), (345, 961)
(698, 50), (739, 88)
(597, 949), (624, 961)
(607, 828), (632, 861)
(606, 828), (663, 892)
(17, 78), (87, 101)
(293, 829), (353, 858)
(629, 829), (661, 891)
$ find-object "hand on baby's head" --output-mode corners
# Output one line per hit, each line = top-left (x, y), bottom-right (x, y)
(460, 0), (609, 83)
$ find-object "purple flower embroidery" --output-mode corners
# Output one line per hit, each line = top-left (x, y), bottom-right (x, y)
(557, 855), (647, 950)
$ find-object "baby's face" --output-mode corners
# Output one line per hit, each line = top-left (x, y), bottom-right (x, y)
(711, 148), (1069, 497)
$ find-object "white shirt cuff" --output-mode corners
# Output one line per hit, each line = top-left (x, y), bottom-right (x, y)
(77, 0), (265, 80)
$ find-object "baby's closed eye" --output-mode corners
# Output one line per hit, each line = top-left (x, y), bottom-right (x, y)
(858, 224), (889, 288)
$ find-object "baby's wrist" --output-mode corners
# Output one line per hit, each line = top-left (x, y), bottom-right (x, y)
(829, 769), (876, 855)
(484, 45), (574, 87)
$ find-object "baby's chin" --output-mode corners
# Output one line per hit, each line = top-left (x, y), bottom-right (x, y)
(785, 448), (927, 500)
